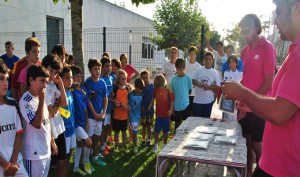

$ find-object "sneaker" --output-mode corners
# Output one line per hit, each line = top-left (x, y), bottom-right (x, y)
(170, 135), (175, 139)
(98, 153), (104, 159)
(114, 146), (120, 153)
(153, 146), (158, 153)
(141, 140), (146, 146)
(122, 146), (129, 153)
(146, 141), (152, 146)
(118, 138), (121, 143)
(102, 149), (109, 156)
(74, 168), (87, 176)
(108, 137), (114, 144)
(105, 145), (112, 151)
(92, 159), (107, 167)
(83, 162), (92, 175)
(151, 127), (155, 132)
(133, 147), (138, 154)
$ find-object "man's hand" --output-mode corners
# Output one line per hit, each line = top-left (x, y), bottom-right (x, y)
(237, 111), (247, 121)
(4, 163), (19, 176)
(114, 101), (120, 107)
(222, 81), (245, 100)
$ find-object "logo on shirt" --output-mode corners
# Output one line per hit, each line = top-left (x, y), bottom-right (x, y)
(254, 55), (259, 60)
(200, 76), (210, 85)
(0, 123), (16, 134)
(25, 104), (32, 111)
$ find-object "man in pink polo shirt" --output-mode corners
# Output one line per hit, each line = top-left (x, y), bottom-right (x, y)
(223, 0), (300, 176)
(238, 14), (276, 177)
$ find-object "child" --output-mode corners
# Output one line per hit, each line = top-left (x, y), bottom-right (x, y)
(223, 54), (243, 120)
(0, 61), (28, 176)
(19, 65), (55, 177)
(185, 46), (201, 115)
(0, 41), (19, 97)
(84, 58), (107, 167)
(42, 54), (68, 177)
(192, 51), (221, 118)
(100, 57), (114, 155)
(128, 78), (144, 153)
(140, 70), (154, 146)
(70, 65), (94, 175)
(67, 55), (74, 66)
(59, 67), (76, 176)
(171, 58), (193, 131)
(52, 44), (67, 66)
(163, 47), (178, 86)
(112, 70), (130, 153)
(149, 74), (174, 153)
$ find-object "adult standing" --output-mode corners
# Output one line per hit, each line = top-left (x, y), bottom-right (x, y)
(224, 1), (300, 176)
(229, 14), (276, 176)
(120, 53), (139, 83)
(162, 47), (178, 86)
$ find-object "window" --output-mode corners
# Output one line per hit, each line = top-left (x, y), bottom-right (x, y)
(142, 37), (154, 59)
(47, 16), (64, 54)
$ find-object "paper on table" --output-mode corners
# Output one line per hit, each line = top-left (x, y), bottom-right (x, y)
(214, 136), (238, 145)
(188, 132), (215, 141)
(195, 126), (218, 134)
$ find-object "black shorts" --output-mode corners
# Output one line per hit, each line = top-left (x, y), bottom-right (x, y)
(112, 118), (127, 132)
(51, 133), (67, 165)
(189, 96), (194, 112)
(238, 112), (265, 142)
(252, 166), (273, 177)
(171, 106), (191, 122)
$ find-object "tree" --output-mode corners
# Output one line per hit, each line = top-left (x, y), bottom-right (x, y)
(152, 0), (208, 51)
(223, 23), (246, 54)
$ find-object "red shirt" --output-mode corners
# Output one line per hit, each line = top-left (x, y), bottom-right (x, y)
(11, 57), (28, 89)
(259, 37), (300, 176)
(241, 37), (276, 93)
(124, 64), (136, 82)
(153, 86), (175, 117)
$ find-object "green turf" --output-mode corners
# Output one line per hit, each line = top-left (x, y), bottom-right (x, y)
(51, 121), (177, 177)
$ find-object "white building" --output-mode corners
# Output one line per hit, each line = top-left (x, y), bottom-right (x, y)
(0, 0), (183, 77)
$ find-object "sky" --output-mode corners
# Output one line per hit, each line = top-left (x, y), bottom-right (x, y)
(106, 0), (276, 38)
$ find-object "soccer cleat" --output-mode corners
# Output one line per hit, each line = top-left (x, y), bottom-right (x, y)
(133, 147), (138, 154)
(153, 146), (158, 153)
(108, 137), (114, 144)
(102, 149), (109, 156)
(93, 159), (107, 167)
(146, 141), (152, 146)
(83, 162), (92, 175)
(74, 168), (87, 176)
(141, 140), (146, 146)
(105, 145), (111, 151)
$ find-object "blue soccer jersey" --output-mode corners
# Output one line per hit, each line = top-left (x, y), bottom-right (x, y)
(84, 77), (107, 121)
(141, 83), (154, 116)
(128, 91), (143, 122)
(70, 86), (89, 129)
(100, 74), (114, 114)
(61, 90), (75, 137)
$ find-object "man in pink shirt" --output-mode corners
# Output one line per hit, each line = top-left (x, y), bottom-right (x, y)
(223, 1), (300, 176)
(237, 14), (276, 177)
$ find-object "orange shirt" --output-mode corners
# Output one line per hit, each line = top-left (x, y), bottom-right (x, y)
(113, 87), (129, 120)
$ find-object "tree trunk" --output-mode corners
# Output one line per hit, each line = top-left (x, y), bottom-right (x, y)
(70, 0), (84, 77)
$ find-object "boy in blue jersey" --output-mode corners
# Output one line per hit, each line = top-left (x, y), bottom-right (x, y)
(59, 67), (76, 176)
(70, 65), (94, 175)
(171, 58), (193, 131)
(100, 57), (114, 155)
(128, 78), (144, 153)
(140, 70), (154, 146)
(0, 41), (19, 97)
(84, 58), (108, 167)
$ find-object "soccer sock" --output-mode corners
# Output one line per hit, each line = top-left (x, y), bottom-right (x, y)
(83, 146), (90, 163)
(74, 147), (82, 170)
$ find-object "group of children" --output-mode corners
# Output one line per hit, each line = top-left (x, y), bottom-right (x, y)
(0, 36), (243, 177)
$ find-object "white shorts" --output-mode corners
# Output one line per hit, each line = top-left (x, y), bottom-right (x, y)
(75, 127), (89, 141)
(24, 156), (50, 177)
(0, 153), (28, 177)
(130, 121), (139, 133)
(103, 114), (111, 126)
(65, 134), (76, 154)
(87, 118), (103, 137)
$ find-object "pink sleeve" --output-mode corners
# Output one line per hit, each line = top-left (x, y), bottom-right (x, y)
(263, 44), (276, 75)
(18, 68), (27, 84)
(276, 53), (300, 107)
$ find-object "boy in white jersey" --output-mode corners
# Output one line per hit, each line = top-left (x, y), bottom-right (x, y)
(42, 54), (68, 177)
(19, 65), (56, 177)
(0, 62), (28, 177)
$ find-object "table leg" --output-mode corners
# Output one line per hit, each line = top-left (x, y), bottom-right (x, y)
(233, 167), (242, 177)
(179, 160), (183, 177)
(158, 159), (170, 177)
(188, 161), (190, 173)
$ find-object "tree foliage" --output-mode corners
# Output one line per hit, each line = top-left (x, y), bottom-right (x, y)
(152, 0), (208, 51)
(223, 23), (246, 53)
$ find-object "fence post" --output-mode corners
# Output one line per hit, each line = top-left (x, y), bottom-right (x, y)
(129, 30), (132, 65)
(32, 32), (36, 37)
(103, 27), (106, 53)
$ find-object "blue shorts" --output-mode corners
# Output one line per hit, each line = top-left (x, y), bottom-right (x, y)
(193, 101), (214, 118)
(155, 117), (169, 133)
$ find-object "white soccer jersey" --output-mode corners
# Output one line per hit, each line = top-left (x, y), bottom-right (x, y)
(0, 97), (24, 163)
(19, 91), (51, 160)
(46, 82), (65, 138)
